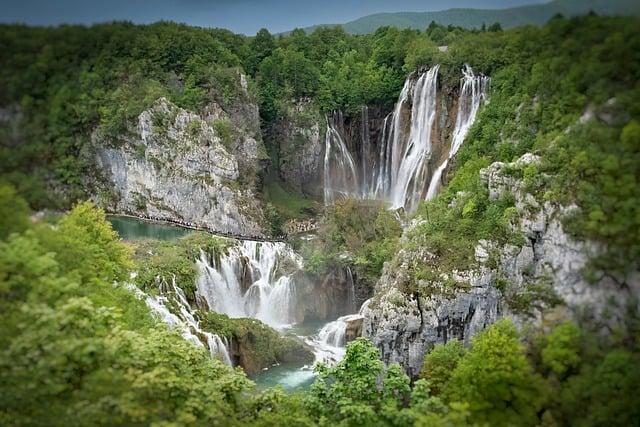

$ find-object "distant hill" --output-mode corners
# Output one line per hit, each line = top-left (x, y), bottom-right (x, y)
(302, 0), (639, 34)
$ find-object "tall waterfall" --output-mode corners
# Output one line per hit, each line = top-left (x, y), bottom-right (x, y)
(322, 65), (441, 212)
(323, 115), (359, 205)
(386, 65), (440, 211)
(196, 241), (302, 328)
(125, 279), (232, 365)
(426, 65), (490, 199)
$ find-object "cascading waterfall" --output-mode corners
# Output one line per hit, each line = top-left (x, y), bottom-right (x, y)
(196, 241), (302, 328)
(322, 64), (490, 212)
(426, 65), (490, 200)
(387, 65), (440, 211)
(361, 106), (371, 193)
(323, 116), (359, 205)
(322, 65), (441, 212)
(124, 279), (232, 365)
(306, 312), (365, 363)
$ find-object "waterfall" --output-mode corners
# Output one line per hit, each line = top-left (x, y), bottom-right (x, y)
(323, 116), (360, 205)
(321, 64), (490, 212)
(426, 65), (490, 200)
(317, 315), (350, 347)
(388, 65), (440, 211)
(305, 313), (364, 364)
(361, 106), (371, 194)
(322, 66), (441, 212)
(196, 240), (302, 329)
(124, 280), (232, 365)
(206, 334), (233, 366)
(372, 114), (392, 198)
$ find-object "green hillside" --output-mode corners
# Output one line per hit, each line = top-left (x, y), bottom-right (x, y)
(304, 0), (639, 34)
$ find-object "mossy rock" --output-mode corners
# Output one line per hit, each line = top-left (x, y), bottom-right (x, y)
(131, 232), (235, 301)
(200, 311), (314, 375)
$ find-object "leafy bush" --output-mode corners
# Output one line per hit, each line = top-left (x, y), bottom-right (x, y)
(132, 232), (232, 300)
(302, 198), (401, 282)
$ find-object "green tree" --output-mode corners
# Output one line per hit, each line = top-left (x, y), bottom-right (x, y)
(541, 321), (581, 377)
(0, 184), (30, 240)
(247, 28), (276, 75)
(419, 339), (466, 395)
(306, 337), (411, 426)
(445, 320), (546, 426)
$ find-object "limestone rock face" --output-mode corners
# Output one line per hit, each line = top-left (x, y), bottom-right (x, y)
(95, 97), (266, 237)
(363, 153), (639, 378)
(344, 315), (364, 342)
(295, 266), (357, 321)
(274, 101), (325, 198)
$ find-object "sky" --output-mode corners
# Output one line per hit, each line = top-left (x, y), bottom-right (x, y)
(0, 0), (548, 34)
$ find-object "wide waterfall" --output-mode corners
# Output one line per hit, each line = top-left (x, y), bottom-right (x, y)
(125, 280), (233, 365)
(322, 64), (490, 212)
(322, 65), (441, 212)
(426, 65), (490, 199)
(196, 241), (302, 328)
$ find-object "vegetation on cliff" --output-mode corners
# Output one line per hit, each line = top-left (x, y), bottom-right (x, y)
(302, 199), (402, 283)
(131, 232), (232, 301)
(398, 15), (640, 296)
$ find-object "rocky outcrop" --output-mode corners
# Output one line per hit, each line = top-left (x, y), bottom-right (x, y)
(295, 267), (358, 321)
(273, 100), (325, 198)
(227, 321), (314, 375)
(201, 74), (267, 182)
(95, 97), (266, 237)
(345, 315), (364, 342)
(363, 153), (639, 378)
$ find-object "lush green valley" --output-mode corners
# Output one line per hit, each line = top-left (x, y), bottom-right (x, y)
(1, 7), (639, 427)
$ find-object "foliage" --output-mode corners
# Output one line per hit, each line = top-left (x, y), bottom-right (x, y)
(306, 337), (412, 426)
(0, 183), (30, 240)
(131, 232), (232, 301)
(0, 197), (264, 426)
(419, 339), (466, 395)
(261, 176), (317, 224)
(301, 198), (401, 282)
(541, 321), (582, 377)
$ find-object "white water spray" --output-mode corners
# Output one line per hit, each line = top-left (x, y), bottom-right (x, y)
(196, 241), (302, 329)
(426, 65), (490, 200)
(124, 280), (233, 365)
(323, 116), (360, 205)
(387, 65), (440, 211)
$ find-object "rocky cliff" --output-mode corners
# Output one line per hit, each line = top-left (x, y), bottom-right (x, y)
(272, 100), (326, 198)
(94, 95), (267, 237)
(362, 153), (640, 378)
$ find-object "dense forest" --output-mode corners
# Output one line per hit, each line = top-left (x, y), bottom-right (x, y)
(1, 9), (640, 427)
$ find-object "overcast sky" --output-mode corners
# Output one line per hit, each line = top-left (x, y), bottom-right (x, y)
(1, 0), (548, 34)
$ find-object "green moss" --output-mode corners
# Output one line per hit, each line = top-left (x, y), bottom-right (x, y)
(200, 311), (312, 372)
(131, 232), (234, 300)
(186, 118), (202, 138)
(212, 119), (235, 151)
(261, 175), (318, 222)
